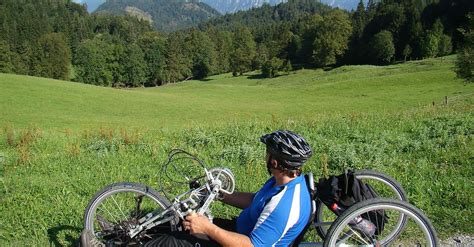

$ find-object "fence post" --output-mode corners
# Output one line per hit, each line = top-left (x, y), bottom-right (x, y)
(445, 96), (448, 105)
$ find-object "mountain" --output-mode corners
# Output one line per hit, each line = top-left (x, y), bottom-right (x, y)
(94, 0), (220, 32)
(200, 0), (364, 13)
(202, 0), (332, 30)
(78, 0), (363, 16)
(200, 0), (286, 14)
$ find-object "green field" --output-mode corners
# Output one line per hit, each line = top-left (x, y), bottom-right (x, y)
(0, 56), (473, 245)
(1, 56), (473, 130)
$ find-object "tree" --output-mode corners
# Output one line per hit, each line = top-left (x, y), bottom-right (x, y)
(287, 33), (302, 65)
(438, 34), (452, 56)
(346, 0), (368, 64)
(352, 0), (367, 40)
(185, 29), (217, 80)
(398, 1), (423, 60)
(420, 32), (439, 58)
(230, 26), (256, 76)
(255, 43), (270, 70)
(402, 44), (412, 62)
(33, 33), (71, 80)
(369, 30), (395, 64)
(121, 43), (147, 87)
(74, 36), (114, 86)
(137, 32), (166, 86)
(207, 29), (232, 74)
(261, 57), (283, 78)
(455, 14), (474, 83)
(0, 40), (14, 73)
(312, 10), (353, 67)
(163, 32), (192, 83)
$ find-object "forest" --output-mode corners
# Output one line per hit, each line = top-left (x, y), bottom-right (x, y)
(0, 0), (473, 87)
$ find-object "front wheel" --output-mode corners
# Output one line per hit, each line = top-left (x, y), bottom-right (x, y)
(323, 198), (438, 247)
(84, 182), (176, 245)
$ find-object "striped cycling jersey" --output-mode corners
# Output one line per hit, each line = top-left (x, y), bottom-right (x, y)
(236, 175), (311, 247)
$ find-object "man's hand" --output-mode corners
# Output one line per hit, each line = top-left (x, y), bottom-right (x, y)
(184, 212), (253, 247)
(184, 212), (213, 235)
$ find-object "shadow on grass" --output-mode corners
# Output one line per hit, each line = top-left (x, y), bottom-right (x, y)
(246, 74), (266, 80)
(199, 78), (214, 82)
(48, 225), (82, 246)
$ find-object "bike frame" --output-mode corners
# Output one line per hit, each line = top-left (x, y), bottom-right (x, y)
(128, 167), (229, 238)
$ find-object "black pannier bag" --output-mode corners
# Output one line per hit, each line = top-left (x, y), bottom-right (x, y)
(316, 170), (388, 235)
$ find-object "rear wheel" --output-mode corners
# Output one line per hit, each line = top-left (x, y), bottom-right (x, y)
(323, 198), (438, 246)
(84, 182), (177, 246)
(315, 170), (407, 240)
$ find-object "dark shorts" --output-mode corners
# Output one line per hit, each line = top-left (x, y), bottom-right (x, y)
(143, 218), (237, 247)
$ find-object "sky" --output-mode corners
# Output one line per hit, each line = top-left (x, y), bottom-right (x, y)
(72, 0), (104, 12)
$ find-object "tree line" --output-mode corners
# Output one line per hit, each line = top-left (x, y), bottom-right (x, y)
(0, 0), (472, 87)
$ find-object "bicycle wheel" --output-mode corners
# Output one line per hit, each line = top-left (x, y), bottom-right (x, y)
(315, 170), (408, 240)
(84, 182), (177, 245)
(323, 198), (438, 247)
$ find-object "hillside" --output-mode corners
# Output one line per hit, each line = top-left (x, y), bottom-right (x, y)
(95, 0), (220, 32)
(200, 0), (332, 32)
(1, 56), (472, 131)
(201, 0), (364, 13)
(0, 57), (473, 245)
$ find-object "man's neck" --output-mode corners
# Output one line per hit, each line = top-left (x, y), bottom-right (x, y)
(274, 174), (296, 186)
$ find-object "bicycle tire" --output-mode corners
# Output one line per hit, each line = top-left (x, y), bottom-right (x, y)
(323, 198), (438, 247)
(84, 182), (176, 245)
(315, 170), (408, 240)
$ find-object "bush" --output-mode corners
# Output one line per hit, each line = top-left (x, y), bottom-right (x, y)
(261, 57), (284, 78)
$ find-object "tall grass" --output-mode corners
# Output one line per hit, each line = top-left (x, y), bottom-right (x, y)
(0, 102), (472, 245)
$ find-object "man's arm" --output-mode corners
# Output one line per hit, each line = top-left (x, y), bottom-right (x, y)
(185, 213), (253, 247)
(221, 191), (254, 209)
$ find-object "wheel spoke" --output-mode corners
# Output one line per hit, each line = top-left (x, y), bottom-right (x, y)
(84, 183), (174, 245)
(324, 199), (437, 247)
(110, 193), (128, 220)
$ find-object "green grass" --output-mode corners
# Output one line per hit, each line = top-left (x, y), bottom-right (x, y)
(0, 56), (473, 245)
(1, 56), (472, 130)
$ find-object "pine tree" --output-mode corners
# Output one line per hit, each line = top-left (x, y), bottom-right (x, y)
(353, 0), (367, 40)
(455, 14), (474, 82)
(0, 40), (14, 73)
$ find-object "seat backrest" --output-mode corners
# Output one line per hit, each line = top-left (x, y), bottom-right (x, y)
(291, 172), (316, 246)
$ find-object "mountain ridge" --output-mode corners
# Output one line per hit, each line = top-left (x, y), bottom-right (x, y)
(77, 0), (364, 13)
(94, 0), (220, 32)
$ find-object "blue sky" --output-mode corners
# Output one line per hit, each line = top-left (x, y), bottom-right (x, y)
(72, 0), (104, 12)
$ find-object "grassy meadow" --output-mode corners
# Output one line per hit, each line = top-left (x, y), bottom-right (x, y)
(0, 56), (473, 245)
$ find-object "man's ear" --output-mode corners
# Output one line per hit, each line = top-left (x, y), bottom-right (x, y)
(271, 159), (278, 169)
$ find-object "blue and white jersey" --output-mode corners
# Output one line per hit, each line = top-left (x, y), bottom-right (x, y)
(236, 175), (311, 247)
